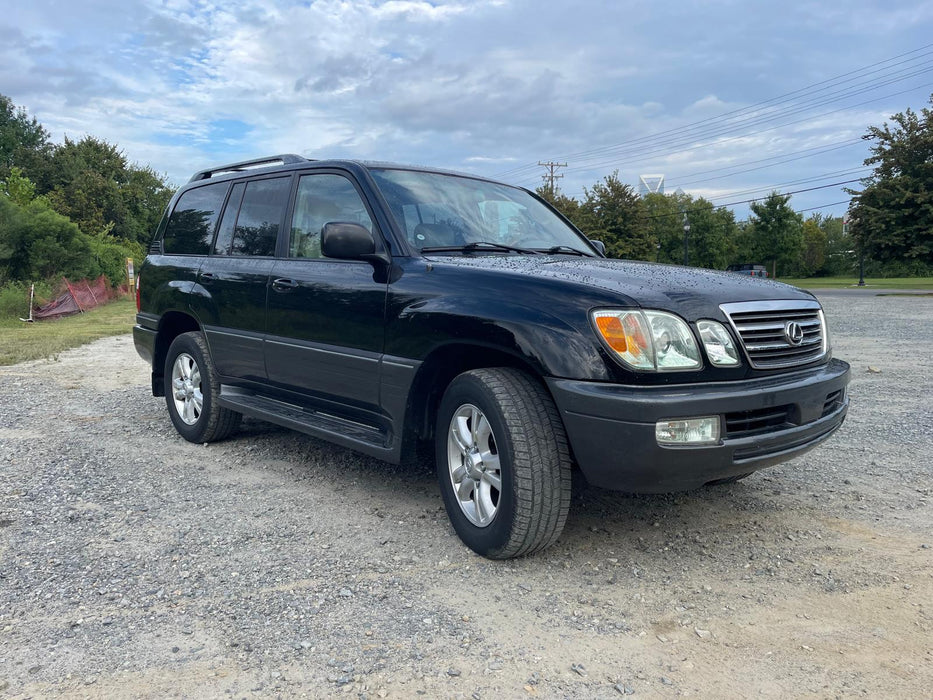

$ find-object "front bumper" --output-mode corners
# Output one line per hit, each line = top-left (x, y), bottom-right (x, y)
(546, 359), (850, 492)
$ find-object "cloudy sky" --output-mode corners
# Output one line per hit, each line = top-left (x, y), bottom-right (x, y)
(3, 0), (932, 218)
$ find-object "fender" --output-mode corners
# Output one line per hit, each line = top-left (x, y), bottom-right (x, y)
(389, 294), (613, 382)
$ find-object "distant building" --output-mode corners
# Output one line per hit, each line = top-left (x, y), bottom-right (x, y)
(638, 174), (665, 197)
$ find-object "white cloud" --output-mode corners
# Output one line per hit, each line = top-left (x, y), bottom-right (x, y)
(0, 0), (930, 218)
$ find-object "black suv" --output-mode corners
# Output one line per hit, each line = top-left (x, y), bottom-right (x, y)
(134, 154), (850, 559)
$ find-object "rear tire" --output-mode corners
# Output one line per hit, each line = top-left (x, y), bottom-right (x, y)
(436, 368), (572, 559)
(164, 331), (241, 443)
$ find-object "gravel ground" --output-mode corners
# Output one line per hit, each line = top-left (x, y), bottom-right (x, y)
(1, 292), (931, 698)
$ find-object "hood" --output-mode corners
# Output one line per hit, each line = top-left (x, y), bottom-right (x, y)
(423, 254), (815, 319)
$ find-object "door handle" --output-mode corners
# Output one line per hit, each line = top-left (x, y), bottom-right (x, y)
(199, 272), (214, 283)
(272, 277), (300, 291)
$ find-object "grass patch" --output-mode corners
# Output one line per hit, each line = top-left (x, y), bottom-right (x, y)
(777, 277), (933, 290)
(0, 296), (136, 366)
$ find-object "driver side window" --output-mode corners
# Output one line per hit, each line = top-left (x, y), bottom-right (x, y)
(289, 174), (373, 259)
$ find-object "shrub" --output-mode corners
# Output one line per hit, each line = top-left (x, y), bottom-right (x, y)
(0, 280), (52, 323)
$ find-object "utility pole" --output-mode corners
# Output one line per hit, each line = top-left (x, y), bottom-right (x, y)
(538, 161), (567, 197)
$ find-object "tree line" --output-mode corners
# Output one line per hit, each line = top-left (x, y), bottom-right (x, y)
(537, 176), (853, 278)
(1, 94), (173, 288)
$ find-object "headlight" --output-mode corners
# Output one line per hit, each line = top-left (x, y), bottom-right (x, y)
(697, 320), (740, 367)
(592, 310), (701, 371)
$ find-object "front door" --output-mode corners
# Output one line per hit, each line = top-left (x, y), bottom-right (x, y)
(265, 172), (388, 411)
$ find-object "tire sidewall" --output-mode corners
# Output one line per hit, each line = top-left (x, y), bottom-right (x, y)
(436, 374), (516, 557)
(164, 332), (213, 443)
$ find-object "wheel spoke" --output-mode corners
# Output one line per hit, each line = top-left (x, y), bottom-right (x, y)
(456, 478), (475, 501)
(474, 413), (492, 447)
(453, 417), (471, 453)
(482, 470), (501, 492)
(451, 463), (468, 484)
(183, 397), (195, 423)
(475, 482), (494, 524)
(192, 389), (203, 415)
(470, 407), (481, 445)
(479, 449), (499, 472)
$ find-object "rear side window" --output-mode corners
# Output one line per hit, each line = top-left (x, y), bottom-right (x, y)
(212, 182), (246, 255)
(162, 183), (229, 255)
(230, 177), (291, 257)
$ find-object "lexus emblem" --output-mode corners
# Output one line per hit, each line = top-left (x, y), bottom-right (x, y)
(784, 321), (805, 346)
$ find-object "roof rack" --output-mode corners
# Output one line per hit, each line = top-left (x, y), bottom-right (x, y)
(188, 154), (311, 182)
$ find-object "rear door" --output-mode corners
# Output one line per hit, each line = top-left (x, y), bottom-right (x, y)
(148, 181), (230, 320)
(265, 171), (387, 411)
(194, 175), (292, 382)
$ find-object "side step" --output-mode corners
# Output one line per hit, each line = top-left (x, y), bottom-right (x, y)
(218, 387), (395, 461)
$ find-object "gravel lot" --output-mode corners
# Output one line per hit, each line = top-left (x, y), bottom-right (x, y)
(1, 291), (931, 698)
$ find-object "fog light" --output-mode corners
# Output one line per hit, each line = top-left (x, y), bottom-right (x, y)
(656, 416), (721, 445)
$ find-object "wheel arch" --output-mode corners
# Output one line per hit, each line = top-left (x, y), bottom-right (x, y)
(151, 311), (202, 396)
(401, 342), (555, 457)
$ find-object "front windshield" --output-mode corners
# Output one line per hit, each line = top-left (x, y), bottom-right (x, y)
(369, 168), (593, 254)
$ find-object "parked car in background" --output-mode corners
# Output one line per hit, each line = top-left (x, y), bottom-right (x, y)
(727, 263), (769, 278)
(134, 154), (850, 559)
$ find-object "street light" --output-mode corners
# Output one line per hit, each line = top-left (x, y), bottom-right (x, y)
(682, 216), (691, 266)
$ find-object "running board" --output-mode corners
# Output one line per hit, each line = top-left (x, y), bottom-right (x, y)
(218, 387), (396, 461)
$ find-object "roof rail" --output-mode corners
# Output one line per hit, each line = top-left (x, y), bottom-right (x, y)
(188, 154), (310, 182)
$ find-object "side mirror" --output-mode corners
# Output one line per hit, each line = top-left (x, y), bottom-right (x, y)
(589, 239), (606, 256)
(322, 222), (377, 259)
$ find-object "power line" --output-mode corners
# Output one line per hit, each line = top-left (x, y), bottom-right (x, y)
(513, 77), (933, 190)
(795, 200), (851, 214)
(496, 44), (933, 180)
(637, 178), (862, 222)
(701, 167), (870, 203)
(730, 200), (851, 227)
(664, 138), (864, 189)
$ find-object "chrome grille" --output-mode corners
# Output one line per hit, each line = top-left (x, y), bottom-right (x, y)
(720, 300), (827, 369)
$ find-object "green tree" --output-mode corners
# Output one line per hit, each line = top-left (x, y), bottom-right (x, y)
(577, 171), (650, 259)
(535, 185), (585, 231)
(0, 94), (52, 180)
(848, 96), (933, 265)
(43, 135), (172, 245)
(683, 197), (737, 270)
(816, 216), (852, 276)
(0, 166), (36, 207)
(643, 192), (737, 268)
(122, 165), (174, 243)
(0, 195), (93, 281)
(800, 216), (828, 277)
(642, 192), (684, 263)
(747, 192), (804, 278)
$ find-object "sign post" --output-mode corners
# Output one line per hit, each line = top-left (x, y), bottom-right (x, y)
(126, 258), (135, 294)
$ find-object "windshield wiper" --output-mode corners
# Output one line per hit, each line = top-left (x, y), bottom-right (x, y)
(421, 241), (541, 255)
(538, 245), (591, 256)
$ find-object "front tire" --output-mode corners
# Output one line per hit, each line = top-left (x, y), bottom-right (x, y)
(164, 331), (241, 443)
(436, 368), (572, 559)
